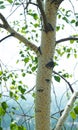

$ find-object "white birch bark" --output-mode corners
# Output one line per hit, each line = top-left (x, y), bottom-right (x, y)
(35, 1), (58, 130)
(54, 92), (78, 130)
(0, 1), (65, 130)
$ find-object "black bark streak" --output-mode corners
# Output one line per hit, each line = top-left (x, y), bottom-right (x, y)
(0, 33), (15, 42)
(38, 46), (42, 55)
(68, 105), (70, 107)
(37, 88), (44, 92)
(44, 23), (54, 33)
(51, 0), (56, 4)
(45, 79), (50, 83)
(35, 109), (41, 113)
(45, 60), (55, 69)
(51, 0), (64, 4)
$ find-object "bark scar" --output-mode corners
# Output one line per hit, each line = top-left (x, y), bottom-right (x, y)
(37, 88), (44, 92)
(45, 79), (50, 83)
(44, 23), (54, 33)
(45, 60), (55, 69)
(38, 46), (42, 55)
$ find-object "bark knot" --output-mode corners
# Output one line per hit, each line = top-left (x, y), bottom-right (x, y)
(45, 60), (55, 69)
(44, 23), (54, 33)
(37, 88), (44, 92)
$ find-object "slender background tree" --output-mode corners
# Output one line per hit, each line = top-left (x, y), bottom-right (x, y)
(0, 0), (78, 130)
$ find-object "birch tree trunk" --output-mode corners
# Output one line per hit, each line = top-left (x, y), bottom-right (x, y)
(35, 1), (61, 130)
(0, 1), (64, 130)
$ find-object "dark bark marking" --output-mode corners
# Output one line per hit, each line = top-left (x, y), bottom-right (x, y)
(68, 105), (70, 107)
(44, 23), (54, 33)
(37, 88), (44, 92)
(38, 46), (42, 55)
(35, 109), (41, 113)
(45, 79), (50, 83)
(45, 60), (55, 69)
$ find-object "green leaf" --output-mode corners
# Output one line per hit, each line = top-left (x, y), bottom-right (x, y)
(1, 102), (8, 110)
(0, 127), (2, 130)
(12, 80), (16, 85)
(23, 57), (29, 63)
(33, 23), (39, 28)
(3, 76), (7, 81)
(67, 48), (71, 52)
(67, 53), (70, 58)
(70, 40), (74, 44)
(62, 17), (69, 23)
(21, 95), (26, 100)
(70, 111), (76, 119)
(54, 76), (60, 82)
(0, 1), (3, 4)
(71, 19), (75, 23)
(32, 92), (36, 98)
(22, 73), (26, 77)
(75, 21), (78, 26)
(74, 53), (77, 58)
(74, 106), (78, 114)
(10, 123), (26, 130)
(32, 13), (38, 20)
(56, 26), (60, 31)
(18, 85), (26, 94)
(19, 80), (23, 84)
(65, 10), (71, 17)
(0, 5), (5, 9)
(58, 14), (61, 19)
(0, 94), (2, 98)
(14, 94), (19, 100)
(18, 126), (26, 130)
(10, 123), (18, 130)
(0, 106), (5, 116)
(62, 73), (69, 78)
(9, 91), (14, 98)
(10, 85), (16, 90)
(7, 0), (13, 3)
(31, 66), (37, 72)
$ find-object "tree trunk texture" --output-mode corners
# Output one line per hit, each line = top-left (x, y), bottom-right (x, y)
(35, 1), (59, 130)
(0, 1), (63, 130)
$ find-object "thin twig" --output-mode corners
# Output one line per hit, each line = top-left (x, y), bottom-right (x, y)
(53, 70), (74, 93)
(56, 37), (78, 45)
(0, 33), (14, 42)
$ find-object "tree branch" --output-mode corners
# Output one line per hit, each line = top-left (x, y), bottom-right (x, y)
(0, 13), (38, 54)
(56, 37), (78, 45)
(0, 33), (15, 42)
(53, 70), (74, 93)
(37, 0), (54, 32)
(54, 92), (78, 130)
